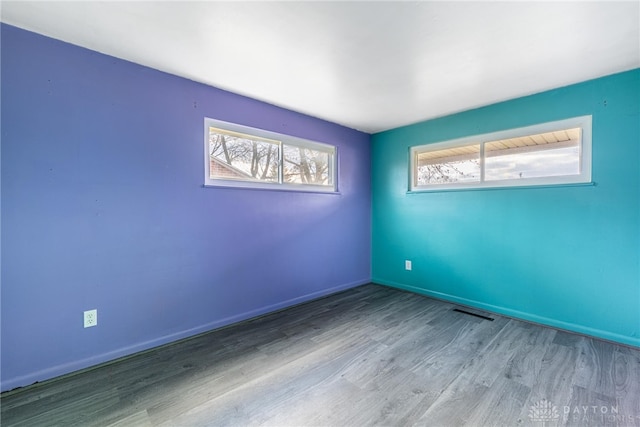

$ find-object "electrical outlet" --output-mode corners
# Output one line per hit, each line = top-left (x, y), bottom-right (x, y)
(405, 260), (412, 271)
(84, 309), (98, 328)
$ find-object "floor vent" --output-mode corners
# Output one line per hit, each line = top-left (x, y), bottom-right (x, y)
(453, 308), (494, 321)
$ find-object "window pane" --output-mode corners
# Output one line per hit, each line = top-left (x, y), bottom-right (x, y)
(283, 145), (333, 186)
(416, 144), (480, 185)
(209, 127), (279, 182)
(484, 128), (581, 181)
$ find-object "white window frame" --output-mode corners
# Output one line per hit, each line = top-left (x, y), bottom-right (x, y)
(410, 116), (592, 192)
(204, 118), (338, 193)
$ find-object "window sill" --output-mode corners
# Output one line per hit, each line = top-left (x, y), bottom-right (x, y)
(203, 183), (341, 195)
(407, 181), (596, 194)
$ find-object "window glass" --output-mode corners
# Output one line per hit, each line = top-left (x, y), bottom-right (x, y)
(415, 144), (480, 185)
(209, 128), (279, 182)
(484, 128), (581, 181)
(205, 118), (337, 192)
(283, 145), (333, 186)
(410, 116), (591, 191)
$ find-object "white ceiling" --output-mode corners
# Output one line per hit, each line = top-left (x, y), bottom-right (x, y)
(2, 1), (639, 133)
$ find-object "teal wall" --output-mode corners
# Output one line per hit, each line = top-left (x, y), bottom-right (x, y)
(372, 69), (640, 347)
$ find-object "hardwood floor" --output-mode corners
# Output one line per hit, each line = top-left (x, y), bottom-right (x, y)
(2, 284), (639, 426)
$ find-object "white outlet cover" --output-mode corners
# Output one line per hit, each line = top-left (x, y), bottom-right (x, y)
(84, 309), (98, 328)
(405, 260), (412, 271)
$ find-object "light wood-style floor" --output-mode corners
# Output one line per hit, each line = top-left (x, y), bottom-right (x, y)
(2, 284), (639, 426)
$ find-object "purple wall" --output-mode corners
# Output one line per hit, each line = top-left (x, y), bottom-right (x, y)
(1, 24), (371, 392)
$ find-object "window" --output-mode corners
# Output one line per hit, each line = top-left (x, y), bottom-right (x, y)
(205, 118), (337, 192)
(410, 116), (592, 191)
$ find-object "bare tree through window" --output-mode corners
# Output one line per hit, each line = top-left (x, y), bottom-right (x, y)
(416, 144), (481, 186)
(417, 160), (480, 185)
(209, 129), (279, 182)
(283, 145), (331, 185)
(206, 123), (336, 190)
